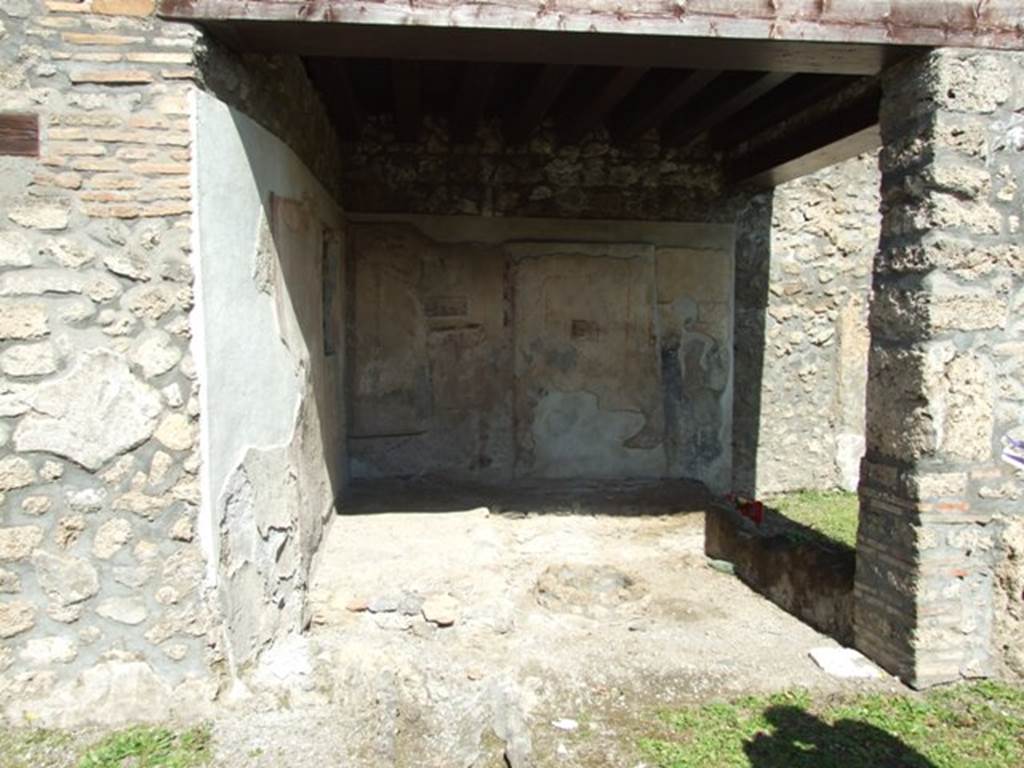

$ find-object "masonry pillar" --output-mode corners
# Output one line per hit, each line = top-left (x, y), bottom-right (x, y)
(854, 48), (1024, 688)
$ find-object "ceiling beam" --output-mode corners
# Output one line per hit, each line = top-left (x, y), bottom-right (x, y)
(661, 71), (792, 146)
(727, 84), (882, 188)
(159, 0), (1024, 52)
(304, 59), (365, 141)
(452, 63), (496, 142)
(189, 21), (913, 76)
(391, 60), (421, 142)
(610, 69), (719, 144)
(710, 74), (853, 151)
(504, 64), (575, 144)
(557, 67), (648, 144)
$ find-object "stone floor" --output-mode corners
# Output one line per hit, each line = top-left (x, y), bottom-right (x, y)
(214, 479), (901, 767)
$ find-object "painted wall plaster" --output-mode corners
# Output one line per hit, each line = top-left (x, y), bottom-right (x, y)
(347, 216), (733, 492)
(194, 92), (345, 673)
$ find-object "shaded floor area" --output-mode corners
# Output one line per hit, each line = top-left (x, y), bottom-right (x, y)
(215, 480), (902, 767)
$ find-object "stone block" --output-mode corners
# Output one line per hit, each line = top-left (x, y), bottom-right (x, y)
(0, 302), (48, 339)
(14, 349), (163, 470)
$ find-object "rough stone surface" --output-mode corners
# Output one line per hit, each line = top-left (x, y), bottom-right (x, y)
(855, 49), (1024, 688)
(0, 600), (36, 639)
(733, 152), (876, 495)
(0, 526), (44, 562)
(33, 551), (100, 607)
(13, 349), (163, 470)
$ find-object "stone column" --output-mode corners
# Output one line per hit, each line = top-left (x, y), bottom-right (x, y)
(855, 48), (1024, 688)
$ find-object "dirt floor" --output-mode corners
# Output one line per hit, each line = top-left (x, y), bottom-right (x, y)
(212, 479), (903, 767)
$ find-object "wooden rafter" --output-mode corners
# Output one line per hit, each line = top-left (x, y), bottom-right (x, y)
(391, 60), (421, 141)
(504, 63), (575, 143)
(452, 63), (496, 142)
(557, 67), (648, 144)
(610, 69), (719, 144)
(305, 59), (365, 140)
(727, 84), (882, 188)
(661, 71), (792, 146)
(710, 74), (853, 151)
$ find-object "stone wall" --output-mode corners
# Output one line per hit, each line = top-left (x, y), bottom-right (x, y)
(853, 48), (1024, 686)
(733, 153), (878, 496)
(0, 0), (343, 724)
(347, 216), (734, 491)
(341, 116), (729, 223)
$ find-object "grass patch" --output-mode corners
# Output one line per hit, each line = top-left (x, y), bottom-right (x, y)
(78, 726), (211, 768)
(639, 681), (1024, 768)
(0, 728), (77, 768)
(767, 490), (858, 549)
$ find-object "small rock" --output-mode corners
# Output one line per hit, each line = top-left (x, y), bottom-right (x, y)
(345, 597), (369, 613)
(0, 600), (36, 638)
(96, 596), (148, 625)
(367, 594), (401, 614)
(20, 636), (78, 665)
(809, 647), (882, 679)
(707, 558), (735, 575)
(421, 594), (460, 627)
(551, 718), (579, 732)
(397, 592), (424, 616)
(627, 618), (653, 632)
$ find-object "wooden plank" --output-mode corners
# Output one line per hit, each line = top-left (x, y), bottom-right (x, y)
(305, 59), (366, 140)
(157, 0), (1024, 51)
(727, 85), (881, 188)
(194, 21), (912, 76)
(710, 74), (853, 150)
(504, 63), (575, 144)
(557, 66), (648, 144)
(452, 63), (496, 142)
(661, 71), (792, 146)
(610, 69), (719, 144)
(0, 113), (39, 157)
(391, 60), (421, 141)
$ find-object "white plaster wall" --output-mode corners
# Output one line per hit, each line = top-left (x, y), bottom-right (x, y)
(193, 91), (345, 671)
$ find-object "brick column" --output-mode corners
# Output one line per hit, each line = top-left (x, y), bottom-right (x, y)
(854, 49), (1024, 687)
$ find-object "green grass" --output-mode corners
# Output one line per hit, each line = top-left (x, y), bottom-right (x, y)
(78, 726), (211, 768)
(0, 725), (211, 768)
(767, 489), (859, 549)
(639, 682), (1024, 768)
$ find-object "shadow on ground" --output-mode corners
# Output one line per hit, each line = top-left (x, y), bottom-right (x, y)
(744, 706), (935, 768)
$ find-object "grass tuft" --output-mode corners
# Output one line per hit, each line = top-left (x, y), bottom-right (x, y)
(639, 681), (1024, 768)
(766, 489), (859, 549)
(77, 725), (211, 768)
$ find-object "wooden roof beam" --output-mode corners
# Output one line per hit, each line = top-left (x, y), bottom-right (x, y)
(503, 63), (575, 144)
(452, 63), (496, 142)
(557, 67), (648, 144)
(610, 69), (719, 144)
(304, 59), (365, 141)
(391, 60), (421, 142)
(710, 74), (854, 151)
(727, 84), (881, 188)
(662, 71), (793, 147)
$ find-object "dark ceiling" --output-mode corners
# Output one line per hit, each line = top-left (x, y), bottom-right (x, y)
(304, 58), (881, 187)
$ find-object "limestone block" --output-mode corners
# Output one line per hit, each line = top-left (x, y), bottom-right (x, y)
(0, 600), (35, 638)
(130, 329), (182, 378)
(20, 637), (78, 665)
(0, 231), (33, 267)
(0, 455), (35, 491)
(0, 567), (20, 593)
(0, 269), (121, 302)
(0, 526), (43, 561)
(8, 205), (69, 232)
(93, 518), (132, 559)
(0, 341), (58, 377)
(0, 303), (48, 339)
(154, 412), (194, 451)
(14, 349), (162, 470)
(96, 596), (147, 625)
(33, 551), (100, 606)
